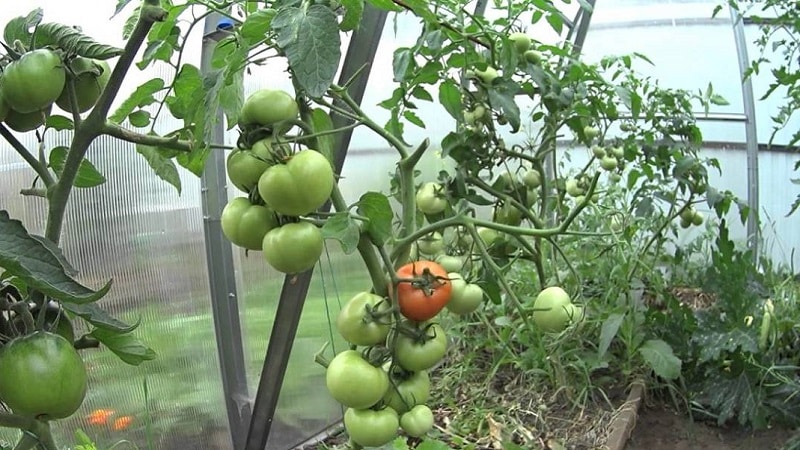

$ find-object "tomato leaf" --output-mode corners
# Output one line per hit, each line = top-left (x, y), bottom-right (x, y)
(0, 211), (112, 304)
(339, 0), (364, 32)
(165, 64), (202, 121)
(128, 110), (152, 128)
(46, 115), (74, 131)
(109, 78), (165, 125)
(48, 147), (106, 189)
(638, 339), (682, 380)
(61, 303), (137, 333)
(486, 79), (522, 133)
(415, 439), (451, 450)
(112, 0), (135, 18)
(307, 108), (335, 162)
(273, 5), (341, 98)
(598, 312), (625, 359)
(34, 22), (124, 60)
(357, 192), (394, 246)
(321, 213), (361, 255)
(240, 8), (277, 47)
(437, 79), (462, 121)
(3, 9), (43, 52)
(135, 143), (182, 193)
(365, 0), (403, 11)
(90, 327), (157, 366)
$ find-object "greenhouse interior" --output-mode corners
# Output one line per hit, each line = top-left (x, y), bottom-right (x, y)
(1, 0), (799, 449)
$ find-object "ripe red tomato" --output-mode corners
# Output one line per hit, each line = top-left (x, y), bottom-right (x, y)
(393, 260), (452, 322)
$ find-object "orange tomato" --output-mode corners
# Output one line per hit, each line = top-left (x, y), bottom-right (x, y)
(112, 415), (134, 431)
(394, 260), (452, 322)
(87, 408), (114, 425)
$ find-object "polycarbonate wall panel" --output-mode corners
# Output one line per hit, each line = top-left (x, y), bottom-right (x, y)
(0, 3), (230, 449)
(582, 1), (800, 269)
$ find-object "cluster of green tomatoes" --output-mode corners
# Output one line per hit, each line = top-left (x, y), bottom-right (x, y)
(0, 48), (111, 132)
(221, 89), (334, 274)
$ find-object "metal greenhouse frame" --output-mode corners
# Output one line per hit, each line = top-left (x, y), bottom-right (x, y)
(196, 2), (762, 448)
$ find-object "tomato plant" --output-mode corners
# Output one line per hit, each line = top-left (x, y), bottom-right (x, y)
(0, 332), (87, 420)
(394, 261), (452, 322)
(336, 292), (393, 346)
(325, 350), (389, 409)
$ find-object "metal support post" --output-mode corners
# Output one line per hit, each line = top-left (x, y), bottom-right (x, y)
(730, 5), (761, 259)
(243, 6), (388, 450)
(199, 13), (252, 450)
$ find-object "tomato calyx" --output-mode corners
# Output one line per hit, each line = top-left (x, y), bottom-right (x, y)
(395, 320), (440, 344)
(394, 266), (449, 298)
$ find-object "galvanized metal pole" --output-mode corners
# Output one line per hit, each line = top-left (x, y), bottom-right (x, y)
(243, 7), (388, 450)
(199, 13), (252, 450)
(729, 5), (761, 258)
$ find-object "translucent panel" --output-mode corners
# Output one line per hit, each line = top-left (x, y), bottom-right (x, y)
(0, 132), (230, 449)
(583, 2), (744, 116)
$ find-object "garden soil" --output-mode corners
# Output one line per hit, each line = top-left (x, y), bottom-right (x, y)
(625, 404), (796, 450)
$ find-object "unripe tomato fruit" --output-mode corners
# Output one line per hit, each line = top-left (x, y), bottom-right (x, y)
(262, 221), (323, 274)
(416, 232), (444, 256)
(336, 292), (392, 346)
(239, 88), (299, 129)
(565, 178), (584, 197)
(394, 323), (448, 372)
(383, 369), (431, 414)
(600, 155), (618, 171)
(2, 49), (66, 113)
(532, 286), (573, 333)
(522, 169), (542, 189)
(227, 138), (280, 194)
(326, 350), (389, 409)
(4, 106), (52, 133)
(0, 331), (87, 420)
(524, 49), (543, 64)
(56, 57), (111, 113)
(494, 202), (523, 226)
(416, 182), (447, 215)
(344, 407), (399, 447)
(221, 197), (279, 250)
(258, 149), (334, 217)
(508, 32), (532, 53)
(447, 283), (484, 315)
(0, 90), (9, 122)
(475, 66), (499, 84)
(400, 404), (435, 438)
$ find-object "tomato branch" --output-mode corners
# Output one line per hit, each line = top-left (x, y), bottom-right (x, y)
(389, 0), (490, 49)
(0, 125), (55, 188)
(101, 123), (194, 152)
(0, 413), (57, 450)
(45, 4), (167, 243)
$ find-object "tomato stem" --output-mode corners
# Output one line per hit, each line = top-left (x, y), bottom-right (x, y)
(313, 342), (331, 369)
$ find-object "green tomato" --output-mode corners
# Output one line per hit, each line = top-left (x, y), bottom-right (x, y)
(326, 350), (390, 409)
(565, 178), (584, 197)
(1, 49), (66, 113)
(239, 88), (299, 130)
(417, 232), (445, 256)
(394, 323), (448, 372)
(56, 57), (111, 113)
(508, 32), (532, 53)
(416, 182), (447, 215)
(0, 331), (87, 419)
(680, 207), (695, 222)
(221, 197), (278, 250)
(494, 202), (523, 226)
(609, 173), (622, 183)
(692, 211), (704, 226)
(226, 138), (279, 193)
(344, 407), (399, 448)
(3, 106), (51, 133)
(584, 126), (601, 139)
(336, 292), (392, 346)
(475, 66), (500, 84)
(522, 169), (542, 189)
(524, 49), (543, 64)
(563, 303), (585, 325)
(531, 286), (573, 333)
(262, 221), (323, 274)
(383, 369), (431, 414)
(447, 283), (484, 315)
(591, 145), (607, 158)
(0, 88), (9, 122)
(610, 146), (625, 158)
(600, 155), (618, 171)
(400, 404), (435, 438)
(447, 272), (467, 299)
(258, 149), (334, 216)
(434, 254), (467, 273)
(525, 187), (539, 207)
(477, 227), (503, 248)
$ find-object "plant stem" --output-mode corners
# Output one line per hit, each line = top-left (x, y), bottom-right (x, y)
(44, 3), (167, 244)
(101, 123), (194, 152)
(0, 125), (54, 188)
